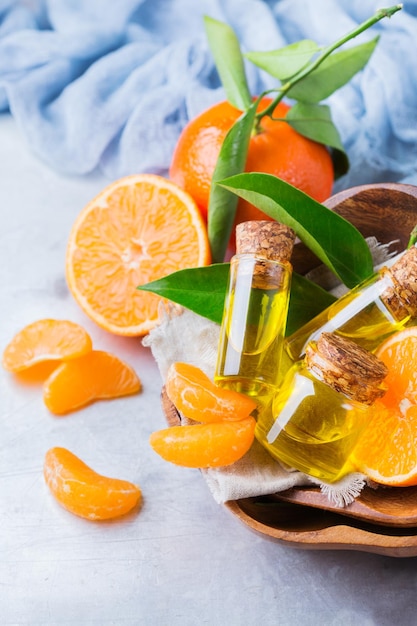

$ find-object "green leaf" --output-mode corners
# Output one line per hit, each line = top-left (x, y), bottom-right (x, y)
(245, 39), (319, 80)
(137, 264), (336, 335)
(204, 16), (252, 110)
(286, 103), (343, 150)
(138, 263), (230, 325)
(285, 102), (349, 178)
(219, 172), (373, 288)
(286, 37), (379, 103)
(286, 273), (336, 335)
(407, 224), (417, 249)
(208, 101), (257, 264)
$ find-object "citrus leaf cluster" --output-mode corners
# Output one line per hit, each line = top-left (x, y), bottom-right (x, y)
(205, 5), (401, 263)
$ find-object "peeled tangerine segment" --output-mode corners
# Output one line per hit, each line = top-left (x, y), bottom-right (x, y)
(165, 362), (257, 423)
(43, 350), (141, 414)
(44, 447), (141, 520)
(2, 318), (92, 372)
(149, 416), (256, 468)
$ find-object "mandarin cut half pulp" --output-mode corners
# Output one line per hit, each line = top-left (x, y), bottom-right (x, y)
(66, 174), (211, 336)
(149, 416), (256, 468)
(165, 361), (257, 423)
(2, 319), (92, 373)
(44, 447), (141, 520)
(43, 350), (141, 415)
(169, 98), (334, 223)
(352, 328), (417, 486)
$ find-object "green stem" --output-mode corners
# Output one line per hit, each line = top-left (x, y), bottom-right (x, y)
(257, 4), (403, 121)
(407, 224), (417, 248)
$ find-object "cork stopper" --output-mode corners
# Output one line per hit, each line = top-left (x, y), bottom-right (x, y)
(381, 246), (417, 320)
(236, 220), (296, 263)
(305, 332), (388, 405)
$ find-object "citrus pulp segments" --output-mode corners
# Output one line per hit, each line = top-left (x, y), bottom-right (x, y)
(149, 416), (256, 468)
(43, 350), (141, 414)
(352, 328), (417, 486)
(2, 319), (92, 372)
(44, 447), (142, 520)
(66, 174), (211, 336)
(165, 361), (257, 423)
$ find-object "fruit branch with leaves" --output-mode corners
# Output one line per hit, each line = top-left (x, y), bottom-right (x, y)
(140, 5), (403, 334)
(205, 4), (402, 264)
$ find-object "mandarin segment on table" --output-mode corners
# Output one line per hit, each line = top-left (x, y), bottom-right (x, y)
(43, 447), (142, 520)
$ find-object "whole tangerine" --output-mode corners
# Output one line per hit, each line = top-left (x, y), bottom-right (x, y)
(169, 98), (334, 226)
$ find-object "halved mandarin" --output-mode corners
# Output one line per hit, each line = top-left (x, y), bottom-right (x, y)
(374, 326), (417, 410)
(352, 328), (417, 486)
(66, 174), (211, 336)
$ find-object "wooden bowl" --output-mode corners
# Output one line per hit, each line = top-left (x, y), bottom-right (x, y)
(225, 494), (417, 557)
(162, 182), (417, 557)
(291, 182), (417, 275)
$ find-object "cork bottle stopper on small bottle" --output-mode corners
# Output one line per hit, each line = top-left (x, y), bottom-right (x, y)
(380, 245), (417, 320)
(305, 332), (388, 405)
(235, 220), (296, 289)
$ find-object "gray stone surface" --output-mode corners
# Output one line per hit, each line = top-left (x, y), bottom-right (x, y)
(2, 115), (417, 626)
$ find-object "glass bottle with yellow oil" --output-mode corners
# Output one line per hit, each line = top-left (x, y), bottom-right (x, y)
(214, 220), (295, 410)
(256, 332), (388, 483)
(285, 244), (417, 361)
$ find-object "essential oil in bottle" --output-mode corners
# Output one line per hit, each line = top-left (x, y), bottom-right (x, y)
(255, 332), (388, 483)
(285, 244), (417, 361)
(214, 220), (295, 408)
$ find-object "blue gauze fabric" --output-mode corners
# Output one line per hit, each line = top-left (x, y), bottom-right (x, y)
(0, 0), (416, 192)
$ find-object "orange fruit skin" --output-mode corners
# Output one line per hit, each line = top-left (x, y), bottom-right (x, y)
(352, 328), (417, 486)
(43, 350), (141, 415)
(2, 319), (92, 373)
(44, 447), (141, 520)
(66, 174), (211, 336)
(169, 98), (334, 223)
(149, 416), (256, 468)
(165, 361), (257, 423)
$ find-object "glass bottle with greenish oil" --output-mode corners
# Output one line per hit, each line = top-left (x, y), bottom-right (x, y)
(256, 332), (388, 483)
(285, 244), (417, 362)
(214, 220), (295, 411)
